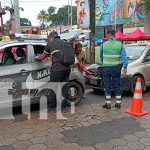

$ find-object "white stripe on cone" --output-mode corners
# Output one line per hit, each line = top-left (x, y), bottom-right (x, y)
(135, 82), (142, 90)
(134, 93), (142, 99)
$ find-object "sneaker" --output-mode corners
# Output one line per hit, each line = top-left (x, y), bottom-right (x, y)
(103, 103), (111, 109)
(115, 103), (121, 109)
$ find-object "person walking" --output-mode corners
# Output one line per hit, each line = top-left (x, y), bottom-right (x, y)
(39, 31), (72, 111)
(100, 29), (128, 109)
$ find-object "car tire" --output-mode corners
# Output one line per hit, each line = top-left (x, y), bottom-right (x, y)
(66, 81), (84, 106)
(130, 76), (145, 95)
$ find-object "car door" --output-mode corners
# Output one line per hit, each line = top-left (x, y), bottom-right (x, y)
(29, 43), (51, 90)
(0, 43), (33, 108)
(142, 46), (150, 86)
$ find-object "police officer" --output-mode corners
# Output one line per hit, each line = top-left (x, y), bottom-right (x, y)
(100, 30), (128, 109)
(39, 31), (71, 111)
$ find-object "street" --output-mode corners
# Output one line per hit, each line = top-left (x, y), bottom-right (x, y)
(0, 88), (150, 150)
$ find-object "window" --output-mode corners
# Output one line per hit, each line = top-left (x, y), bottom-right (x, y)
(0, 45), (27, 66)
(33, 45), (46, 61)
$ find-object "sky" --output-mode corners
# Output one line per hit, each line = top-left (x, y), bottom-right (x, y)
(1, 0), (76, 26)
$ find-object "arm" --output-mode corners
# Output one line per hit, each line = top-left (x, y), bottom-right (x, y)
(100, 45), (103, 64)
(38, 43), (51, 61)
(121, 47), (128, 75)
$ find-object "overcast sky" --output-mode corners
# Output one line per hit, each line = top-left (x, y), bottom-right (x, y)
(1, 0), (76, 26)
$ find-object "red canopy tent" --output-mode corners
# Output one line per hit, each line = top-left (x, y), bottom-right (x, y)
(141, 34), (150, 40)
(121, 29), (144, 41)
(115, 31), (125, 41)
(102, 30), (125, 42)
(102, 29), (150, 42)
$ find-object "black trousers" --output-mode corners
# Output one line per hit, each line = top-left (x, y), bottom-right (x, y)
(49, 69), (71, 108)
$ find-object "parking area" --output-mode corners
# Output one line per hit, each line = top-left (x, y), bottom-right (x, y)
(0, 89), (150, 150)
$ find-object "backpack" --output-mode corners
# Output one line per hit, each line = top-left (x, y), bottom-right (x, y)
(59, 41), (75, 67)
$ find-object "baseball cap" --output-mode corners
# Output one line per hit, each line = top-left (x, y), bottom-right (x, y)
(48, 31), (59, 38)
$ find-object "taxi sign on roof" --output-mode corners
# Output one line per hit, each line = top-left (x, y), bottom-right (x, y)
(2, 36), (10, 41)
(15, 33), (47, 40)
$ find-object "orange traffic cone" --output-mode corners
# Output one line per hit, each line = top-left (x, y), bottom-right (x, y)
(126, 78), (149, 116)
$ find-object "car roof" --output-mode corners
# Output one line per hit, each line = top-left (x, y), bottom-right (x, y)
(0, 40), (46, 47)
(124, 42), (150, 47)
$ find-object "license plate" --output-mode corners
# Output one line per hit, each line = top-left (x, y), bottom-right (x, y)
(90, 79), (97, 85)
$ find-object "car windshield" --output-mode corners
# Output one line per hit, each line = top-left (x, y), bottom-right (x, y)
(124, 45), (146, 60)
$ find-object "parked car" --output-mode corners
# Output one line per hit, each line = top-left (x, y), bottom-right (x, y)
(84, 43), (150, 94)
(0, 38), (85, 108)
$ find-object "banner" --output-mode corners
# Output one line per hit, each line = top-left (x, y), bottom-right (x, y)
(96, 0), (125, 26)
(123, 0), (144, 28)
(77, 0), (90, 29)
(95, 0), (144, 28)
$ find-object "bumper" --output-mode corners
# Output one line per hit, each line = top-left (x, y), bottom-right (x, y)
(84, 74), (132, 91)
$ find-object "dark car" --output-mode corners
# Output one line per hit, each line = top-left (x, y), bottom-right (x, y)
(84, 63), (133, 93)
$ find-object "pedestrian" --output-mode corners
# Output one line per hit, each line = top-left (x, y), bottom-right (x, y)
(38, 31), (72, 112)
(100, 29), (128, 109)
(80, 37), (89, 51)
(75, 43), (85, 66)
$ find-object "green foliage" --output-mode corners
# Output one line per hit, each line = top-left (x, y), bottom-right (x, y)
(38, 5), (77, 26)
(20, 18), (32, 26)
(141, 0), (150, 17)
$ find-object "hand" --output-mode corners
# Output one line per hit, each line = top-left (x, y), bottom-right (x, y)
(122, 69), (127, 75)
(38, 54), (46, 61)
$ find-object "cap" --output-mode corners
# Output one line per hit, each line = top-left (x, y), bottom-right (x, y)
(48, 31), (59, 38)
(107, 29), (115, 35)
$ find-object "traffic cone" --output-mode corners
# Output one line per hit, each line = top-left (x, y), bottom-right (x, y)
(126, 78), (149, 116)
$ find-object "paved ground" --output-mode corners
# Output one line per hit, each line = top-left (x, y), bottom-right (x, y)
(0, 89), (150, 150)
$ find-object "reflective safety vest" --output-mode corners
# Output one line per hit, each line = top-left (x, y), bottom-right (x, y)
(103, 40), (122, 67)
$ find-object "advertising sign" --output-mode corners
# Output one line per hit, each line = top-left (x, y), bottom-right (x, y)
(77, 0), (90, 29)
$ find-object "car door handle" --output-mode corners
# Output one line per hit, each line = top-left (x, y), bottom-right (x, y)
(20, 69), (29, 72)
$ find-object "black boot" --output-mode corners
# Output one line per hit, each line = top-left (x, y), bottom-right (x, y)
(115, 103), (121, 109)
(103, 103), (111, 109)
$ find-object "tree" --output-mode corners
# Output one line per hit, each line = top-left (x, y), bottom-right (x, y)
(37, 10), (49, 29)
(38, 5), (77, 26)
(141, 0), (150, 33)
(47, 6), (56, 14)
(20, 18), (32, 26)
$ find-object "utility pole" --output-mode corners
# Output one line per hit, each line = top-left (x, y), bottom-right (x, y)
(0, 2), (6, 34)
(13, 0), (20, 33)
(68, 0), (70, 26)
(89, 0), (95, 64)
(70, 0), (73, 30)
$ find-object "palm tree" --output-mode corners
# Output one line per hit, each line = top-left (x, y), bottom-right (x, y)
(141, 0), (150, 33)
(37, 10), (49, 30)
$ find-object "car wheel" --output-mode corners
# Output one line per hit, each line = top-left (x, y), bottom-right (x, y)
(66, 81), (84, 106)
(130, 76), (145, 95)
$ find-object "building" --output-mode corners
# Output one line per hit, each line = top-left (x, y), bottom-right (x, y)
(77, 0), (144, 38)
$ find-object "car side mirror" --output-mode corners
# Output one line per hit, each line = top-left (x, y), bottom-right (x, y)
(143, 56), (150, 63)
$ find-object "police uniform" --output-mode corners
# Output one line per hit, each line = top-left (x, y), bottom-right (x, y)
(100, 30), (128, 109)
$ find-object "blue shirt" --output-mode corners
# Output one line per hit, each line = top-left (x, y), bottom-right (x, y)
(100, 39), (128, 70)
